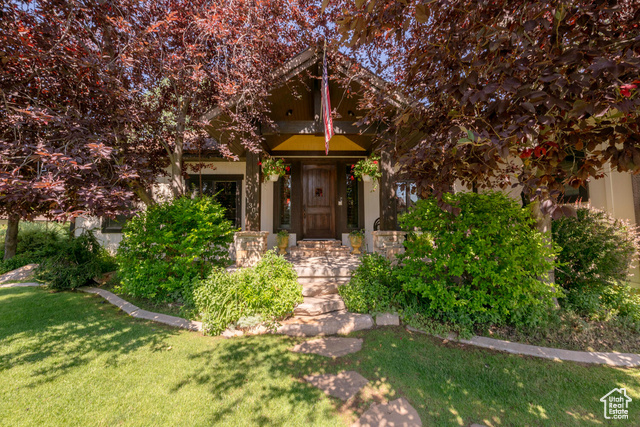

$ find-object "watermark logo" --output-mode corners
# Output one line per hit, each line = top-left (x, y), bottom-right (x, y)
(600, 388), (632, 420)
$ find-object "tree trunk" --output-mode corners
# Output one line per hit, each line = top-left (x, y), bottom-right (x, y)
(3, 214), (19, 261)
(530, 200), (559, 308)
(170, 103), (188, 198)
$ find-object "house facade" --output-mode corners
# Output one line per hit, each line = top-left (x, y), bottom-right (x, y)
(76, 47), (640, 285)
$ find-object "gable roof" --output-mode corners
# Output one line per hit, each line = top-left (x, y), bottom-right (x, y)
(201, 45), (404, 123)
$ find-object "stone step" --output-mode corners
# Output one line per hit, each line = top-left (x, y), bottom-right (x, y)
(296, 239), (342, 248)
(301, 282), (341, 297)
(289, 247), (352, 258)
(277, 312), (374, 337)
(294, 294), (346, 316)
(298, 277), (350, 285)
(293, 256), (360, 278)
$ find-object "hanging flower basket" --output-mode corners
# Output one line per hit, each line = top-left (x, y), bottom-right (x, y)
(260, 158), (287, 182)
(351, 155), (382, 189)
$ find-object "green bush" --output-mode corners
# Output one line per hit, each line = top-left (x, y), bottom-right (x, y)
(116, 196), (236, 303)
(35, 231), (117, 290)
(397, 191), (558, 328)
(0, 222), (69, 274)
(339, 253), (403, 313)
(552, 206), (640, 318)
(193, 251), (302, 335)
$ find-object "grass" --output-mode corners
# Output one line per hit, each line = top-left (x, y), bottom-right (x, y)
(2, 287), (640, 426)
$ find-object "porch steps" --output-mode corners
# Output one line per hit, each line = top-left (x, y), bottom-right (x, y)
(284, 248), (365, 334)
(289, 239), (354, 259)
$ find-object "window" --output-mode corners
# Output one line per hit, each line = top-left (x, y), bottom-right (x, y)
(560, 184), (589, 204)
(101, 215), (129, 233)
(396, 181), (418, 215)
(346, 165), (359, 229)
(187, 174), (243, 227)
(278, 169), (292, 229)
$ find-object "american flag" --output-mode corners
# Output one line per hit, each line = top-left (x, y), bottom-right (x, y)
(321, 49), (334, 155)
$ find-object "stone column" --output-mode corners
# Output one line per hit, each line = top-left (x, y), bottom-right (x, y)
(234, 231), (269, 267)
(372, 231), (405, 260)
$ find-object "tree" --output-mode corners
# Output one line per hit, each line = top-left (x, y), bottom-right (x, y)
(0, 1), (161, 259)
(334, 0), (640, 214)
(127, 0), (320, 197)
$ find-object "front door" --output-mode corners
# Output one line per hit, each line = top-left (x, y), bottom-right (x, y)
(302, 164), (335, 238)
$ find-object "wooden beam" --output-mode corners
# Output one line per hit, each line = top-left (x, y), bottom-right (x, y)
(245, 151), (261, 231)
(379, 150), (397, 230)
(633, 174), (640, 225)
(270, 150), (368, 157)
(264, 121), (378, 135)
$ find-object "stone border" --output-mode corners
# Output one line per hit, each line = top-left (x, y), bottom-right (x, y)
(406, 326), (640, 368)
(82, 287), (203, 331)
(0, 282), (43, 288)
(3, 282), (640, 366)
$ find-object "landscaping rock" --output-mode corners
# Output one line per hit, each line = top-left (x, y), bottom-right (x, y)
(221, 329), (244, 338)
(0, 264), (38, 284)
(277, 312), (374, 337)
(304, 371), (369, 401)
(353, 397), (422, 427)
(291, 337), (363, 357)
(376, 313), (400, 326)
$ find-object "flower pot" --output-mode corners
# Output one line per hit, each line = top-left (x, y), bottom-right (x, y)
(276, 235), (289, 255)
(349, 235), (364, 255)
(269, 174), (279, 182)
(362, 174), (372, 182)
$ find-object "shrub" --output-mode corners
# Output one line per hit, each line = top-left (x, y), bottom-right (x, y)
(397, 191), (558, 328)
(339, 253), (403, 313)
(116, 196), (235, 303)
(35, 231), (117, 290)
(193, 251), (302, 335)
(0, 221), (69, 274)
(552, 206), (640, 317)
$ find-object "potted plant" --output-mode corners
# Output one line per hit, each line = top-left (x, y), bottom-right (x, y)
(348, 229), (365, 255)
(260, 158), (287, 182)
(351, 155), (382, 189)
(276, 230), (289, 255)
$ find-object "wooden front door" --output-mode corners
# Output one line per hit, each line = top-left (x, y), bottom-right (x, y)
(302, 164), (336, 238)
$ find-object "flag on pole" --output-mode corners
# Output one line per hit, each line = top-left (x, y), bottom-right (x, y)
(321, 44), (334, 155)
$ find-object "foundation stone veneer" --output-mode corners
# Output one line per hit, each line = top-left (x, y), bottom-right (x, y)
(372, 231), (406, 260)
(234, 231), (269, 267)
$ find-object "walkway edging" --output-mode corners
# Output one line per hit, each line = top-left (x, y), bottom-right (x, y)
(406, 325), (640, 367)
(4, 282), (639, 365)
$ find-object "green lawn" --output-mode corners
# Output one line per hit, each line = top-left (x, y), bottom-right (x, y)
(2, 287), (640, 426)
